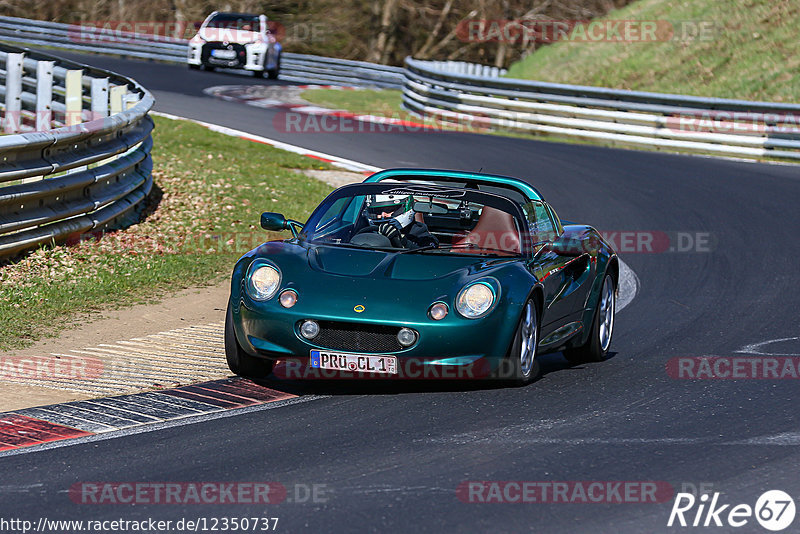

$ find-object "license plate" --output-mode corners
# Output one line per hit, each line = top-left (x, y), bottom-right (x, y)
(211, 49), (236, 59)
(310, 350), (397, 374)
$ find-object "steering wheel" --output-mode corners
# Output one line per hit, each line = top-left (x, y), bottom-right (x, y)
(350, 228), (393, 248)
(351, 225), (402, 248)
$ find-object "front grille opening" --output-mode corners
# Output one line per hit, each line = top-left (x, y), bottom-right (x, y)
(305, 321), (412, 353)
(201, 42), (246, 66)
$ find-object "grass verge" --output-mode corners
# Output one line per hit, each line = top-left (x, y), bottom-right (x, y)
(301, 88), (404, 116)
(0, 115), (333, 351)
(505, 0), (799, 103)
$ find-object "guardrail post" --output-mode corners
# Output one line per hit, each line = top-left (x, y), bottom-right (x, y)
(110, 84), (127, 115)
(125, 93), (140, 110)
(64, 69), (83, 127)
(35, 60), (54, 131)
(3, 52), (23, 133)
(90, 77), (109, 120)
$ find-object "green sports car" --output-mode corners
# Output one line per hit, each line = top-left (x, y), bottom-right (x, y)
(225, 169), (618, 385)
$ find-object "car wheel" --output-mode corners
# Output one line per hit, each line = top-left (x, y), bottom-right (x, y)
(267, 57), (280, 80)
(188, 64), (200, 70)
(504, 299), (539, 386)
(203, 65), (215, 72)
(563, 274), (615, 364)
(225, 303), (274, 378)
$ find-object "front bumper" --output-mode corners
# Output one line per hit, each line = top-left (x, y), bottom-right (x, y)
(187, 42), (268, 71)
(233, 297), (519, 379)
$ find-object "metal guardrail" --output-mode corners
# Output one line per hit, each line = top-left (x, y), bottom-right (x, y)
(280, 53), (404, 88)
(0, 16), (405, 89)
(0, 43), (154, 259)
(403, 57), (800, 160)
(417, 60), (506, 78)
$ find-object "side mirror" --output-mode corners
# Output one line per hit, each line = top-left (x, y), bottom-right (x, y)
(260, 212), (287, 231)
(548, 236), (586, 257)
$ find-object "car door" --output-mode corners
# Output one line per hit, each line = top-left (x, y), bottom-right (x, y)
(523, 201), (576, 336)
(544, 202), (596, 317)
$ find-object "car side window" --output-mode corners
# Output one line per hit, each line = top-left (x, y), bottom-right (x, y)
(342, 195), (365, 225)
(522, 201), (557, 243)
(315, 197), (348, 231)
(546, 203), (564, 235)
(313, 196), (365, 237)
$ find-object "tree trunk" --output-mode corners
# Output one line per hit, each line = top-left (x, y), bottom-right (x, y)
(367, 0), (399, 64)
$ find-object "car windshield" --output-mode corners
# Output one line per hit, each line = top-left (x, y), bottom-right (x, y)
(206, 14), (260, 31)
(300, 183), (527, 257)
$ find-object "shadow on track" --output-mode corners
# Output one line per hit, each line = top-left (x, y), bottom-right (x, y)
(248, 351), (617, 397)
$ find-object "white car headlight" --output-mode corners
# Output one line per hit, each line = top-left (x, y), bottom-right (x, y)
(247, 264), (281, 301)
(455, 282), (496, 318)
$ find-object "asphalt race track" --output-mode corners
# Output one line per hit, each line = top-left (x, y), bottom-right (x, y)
(2, 51), (800, 533)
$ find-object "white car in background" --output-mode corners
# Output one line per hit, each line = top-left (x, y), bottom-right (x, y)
(187, 11), (282, 78)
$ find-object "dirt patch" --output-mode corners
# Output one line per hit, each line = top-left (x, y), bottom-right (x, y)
(294, 168), (365, 188)
(0, 280), (230, 412)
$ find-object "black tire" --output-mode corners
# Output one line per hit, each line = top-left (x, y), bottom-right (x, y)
(502, 299), (539, 386)
(188, 63), (200, 70)
(267, 57), (280, 79)
(203, 65), (216, 72)
(563, 274), (616, 364)
(225, 303), (274, 378)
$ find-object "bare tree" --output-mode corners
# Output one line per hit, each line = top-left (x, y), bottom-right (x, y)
(0, 0), (633, 67)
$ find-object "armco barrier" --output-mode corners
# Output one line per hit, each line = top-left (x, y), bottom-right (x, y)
(0, 43), (153, 259)
(402, 57), (800, 160)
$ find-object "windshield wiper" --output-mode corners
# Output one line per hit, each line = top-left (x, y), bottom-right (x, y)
(424, 243), (519, 255)
(392, 243), (438, 254)
(315, 241), (397, 252)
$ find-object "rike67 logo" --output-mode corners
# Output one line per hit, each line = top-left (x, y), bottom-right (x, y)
(668, 490), (796, 531)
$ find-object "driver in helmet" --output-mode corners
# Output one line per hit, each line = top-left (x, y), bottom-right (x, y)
(364, 194), (438, 249)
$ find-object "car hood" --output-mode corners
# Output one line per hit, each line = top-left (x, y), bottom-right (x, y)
(309, 245), (478, 280)
(307, 244), (521, 281)
(241, 241), (520, 283)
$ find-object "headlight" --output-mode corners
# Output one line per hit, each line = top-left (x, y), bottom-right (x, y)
(455, 282), (495, 318)
(247, 264), (281, 301)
